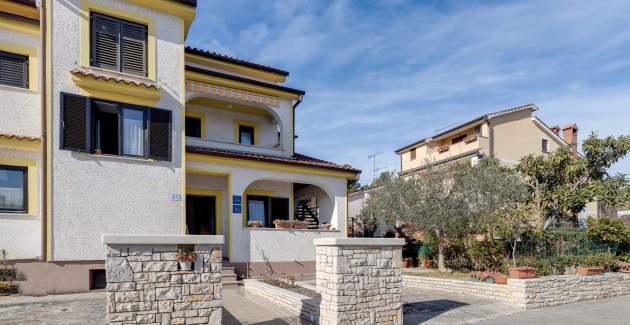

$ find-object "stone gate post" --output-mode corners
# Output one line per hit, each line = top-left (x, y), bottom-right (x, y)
(314, 238), (405, 325)
(103, 235), (224, 325)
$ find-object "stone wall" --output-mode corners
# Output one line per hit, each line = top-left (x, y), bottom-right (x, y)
(509, 273), (630, 309)
(243, 279), (320, 323)
(314, 238), (405, 325)
(403, 272), (630, 309)
(103, 235), (223, 325)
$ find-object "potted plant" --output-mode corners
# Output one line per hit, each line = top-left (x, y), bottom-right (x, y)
(292, 220), (310, 229)
(418, 244), (433, 268)
(401, 257), (413, 268)
(493, 273), (508, 285)
(248, 220), (263, 228)
(320, 223), (333, 230)
(273, 219), (292, 229)
(619, 262), (630, 273)
(508, 266), (537, 279)
(577, 265), (605, 276)
(175, 249), (197, 271)
(472, 234), (486, 242)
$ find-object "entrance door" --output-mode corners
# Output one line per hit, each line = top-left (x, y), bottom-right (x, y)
(186, 195), (216, 235)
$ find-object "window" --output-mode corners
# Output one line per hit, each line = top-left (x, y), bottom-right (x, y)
(410, 148), (416, 160)
(0, 165), (27, 213)
(91, 13), (147, 76)
(60, 93), (171, 160)
(452, 134), (467, 144)
(542, 138), (549, 153)
(185, 116), (202, 138)
(246, 195), (289, 227)
(0, 51), (28, 88)
(239, 125), (255, 145)
(474, 126), (481, 136)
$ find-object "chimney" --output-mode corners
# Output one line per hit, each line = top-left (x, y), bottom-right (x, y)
(550, 125), (560, 135)
(562, 123), (578, 154)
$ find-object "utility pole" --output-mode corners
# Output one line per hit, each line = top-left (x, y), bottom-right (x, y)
(367, 152), (384, 184)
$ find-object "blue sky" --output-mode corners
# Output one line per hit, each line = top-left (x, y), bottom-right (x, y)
(186, 0), (630, 184)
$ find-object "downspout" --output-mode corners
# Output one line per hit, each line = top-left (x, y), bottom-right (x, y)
(486, 117), (494, 157)
(39, 0), (47, 262)
(291, 95), (303, 156)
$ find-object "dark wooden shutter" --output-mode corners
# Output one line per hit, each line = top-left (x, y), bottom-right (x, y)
(148, 109), (171, 161)
(60, 93), (90, 152)
(121, 21), (147, 76)
(91, 13), (120, 71)
(0, 51), (28, 88)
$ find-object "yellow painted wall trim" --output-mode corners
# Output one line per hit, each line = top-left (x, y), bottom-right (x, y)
(45, 0), (53, 261)
(71, 73), (160, 107)
(0, 137), (40, 152)
(186, 53), (286, 83)
(186, 188), (222, 236)
(185, 111), (206, 138)
(187, 153), (358, 179)
(0, 156), (38, 216)
(0, 0), (39, 19)
(79, 0), (157, 81)
(186, 70), (301, 100)
(126, 0), (195, 35)
(0, 15), (39, 36)
(233, 119), (259, 145)
(0, 41), (38, 91)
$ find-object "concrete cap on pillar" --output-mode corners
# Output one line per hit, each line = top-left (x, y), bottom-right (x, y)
(102, 234), (224, 245)
(313, 238), (405, 246)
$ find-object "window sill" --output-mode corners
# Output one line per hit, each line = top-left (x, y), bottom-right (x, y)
(0, 213), (38, 220)
(0, 84), (37, 94)
(78, 152), (157, 163)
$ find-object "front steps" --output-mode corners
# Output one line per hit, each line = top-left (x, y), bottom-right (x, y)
(222, 265), (241, 287)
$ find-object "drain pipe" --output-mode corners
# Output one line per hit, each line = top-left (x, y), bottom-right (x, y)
(291, 96), (303, 155)
(39, 0), (48, 262)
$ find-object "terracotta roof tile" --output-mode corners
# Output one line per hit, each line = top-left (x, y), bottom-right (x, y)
(70, 66), (160, 90)
(186, 146), (361, 175)
(0, 133), (39, 142)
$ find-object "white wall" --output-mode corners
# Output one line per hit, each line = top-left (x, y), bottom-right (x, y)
(0, 29), (40, 137)
(248, 228), (344, 262)
(0, 148), (41, 260)
(50, 0), (185, 261)
(187, 158), (349, 263)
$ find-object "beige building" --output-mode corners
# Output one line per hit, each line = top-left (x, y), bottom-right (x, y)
(396, 104), (577, 176)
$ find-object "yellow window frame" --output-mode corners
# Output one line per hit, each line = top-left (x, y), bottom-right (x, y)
(0, 42), (37, 91)
(185, 111), (206, 138)
(186, 188), (222, 236)
(234, 119), (259, 145)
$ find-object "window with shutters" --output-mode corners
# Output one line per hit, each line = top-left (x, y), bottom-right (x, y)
(60, 93), (171, 160)
(91, 13), (147, 76)
(0, 51), (28, 88)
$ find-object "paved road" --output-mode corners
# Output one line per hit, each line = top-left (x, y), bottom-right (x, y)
(0, 288), (628, 324)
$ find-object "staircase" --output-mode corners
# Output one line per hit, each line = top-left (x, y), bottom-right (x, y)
(296, 199), (320, 229)
(222, 262), (241, 287)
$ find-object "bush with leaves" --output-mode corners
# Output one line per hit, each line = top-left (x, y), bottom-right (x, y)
(467, 239), (507, 272)
(586, 216), (630, 248)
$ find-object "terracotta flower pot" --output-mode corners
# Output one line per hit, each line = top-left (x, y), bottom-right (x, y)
(577, 266), (604, 276)
(274, 223), (292, 229)
(248, 223), (263, 228)
(473, 234), (486, 242)
(292, 223), (309, 230)
(508, 266), (537, 279)
(401, 257), (412, 268)
(422, 259), (433, 268)
(619, 262), (630, 273)
(494, 274), (508, 285)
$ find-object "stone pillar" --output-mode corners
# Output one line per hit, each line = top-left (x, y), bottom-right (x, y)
(103, 235), (224, 325)
(314, 238), (405, 325)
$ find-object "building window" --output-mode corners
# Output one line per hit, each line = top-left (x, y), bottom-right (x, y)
(452, 134), (467, 144)
(239, 125), (255, 145)
(0, 165), (27, 213)
(410, 148), (416, 160)
(91, 12), (147, 76)
(246, 195), (289, 227)
(60, 93), (171, 160)
(474, 125), (481, 136)
(185, 116), (202, 138)
(0, 51), (28, 88)
(542, 138), (549, 153)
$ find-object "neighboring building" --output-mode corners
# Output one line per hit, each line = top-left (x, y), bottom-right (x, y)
(0, 0), (359, 295)
(395, 104), (577, 176)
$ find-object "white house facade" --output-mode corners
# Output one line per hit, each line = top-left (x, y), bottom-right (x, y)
(0, 0), (359, 295)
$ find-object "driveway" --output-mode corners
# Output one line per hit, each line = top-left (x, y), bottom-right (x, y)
(0, 288), (628, 324)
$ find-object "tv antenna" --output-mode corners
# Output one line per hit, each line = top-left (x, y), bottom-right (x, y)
(367, 152), (384, 183)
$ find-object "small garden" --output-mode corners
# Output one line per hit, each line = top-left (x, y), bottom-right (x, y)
(357, 133), (630, 283)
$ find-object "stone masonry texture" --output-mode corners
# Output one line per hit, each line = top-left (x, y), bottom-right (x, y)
(316, 244), (403, 325)
(104, 243), (222, 324)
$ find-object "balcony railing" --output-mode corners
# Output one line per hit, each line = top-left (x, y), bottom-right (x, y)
(186, 136), (287, 157)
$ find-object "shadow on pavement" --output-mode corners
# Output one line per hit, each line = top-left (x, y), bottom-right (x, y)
(222, 307), (295, 325)
(403, 299), (469, 323)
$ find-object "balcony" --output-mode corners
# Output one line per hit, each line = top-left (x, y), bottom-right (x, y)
(186, 136), (287, 157)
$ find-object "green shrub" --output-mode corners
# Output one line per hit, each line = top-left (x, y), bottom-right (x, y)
(514, 253), (618, 276)
(0, 268), (15, 281)
(468, 239), (507, 271)
(582, 253), (618, 271)
(587, 216), (630, 246)
(618, 252), (630, 263)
